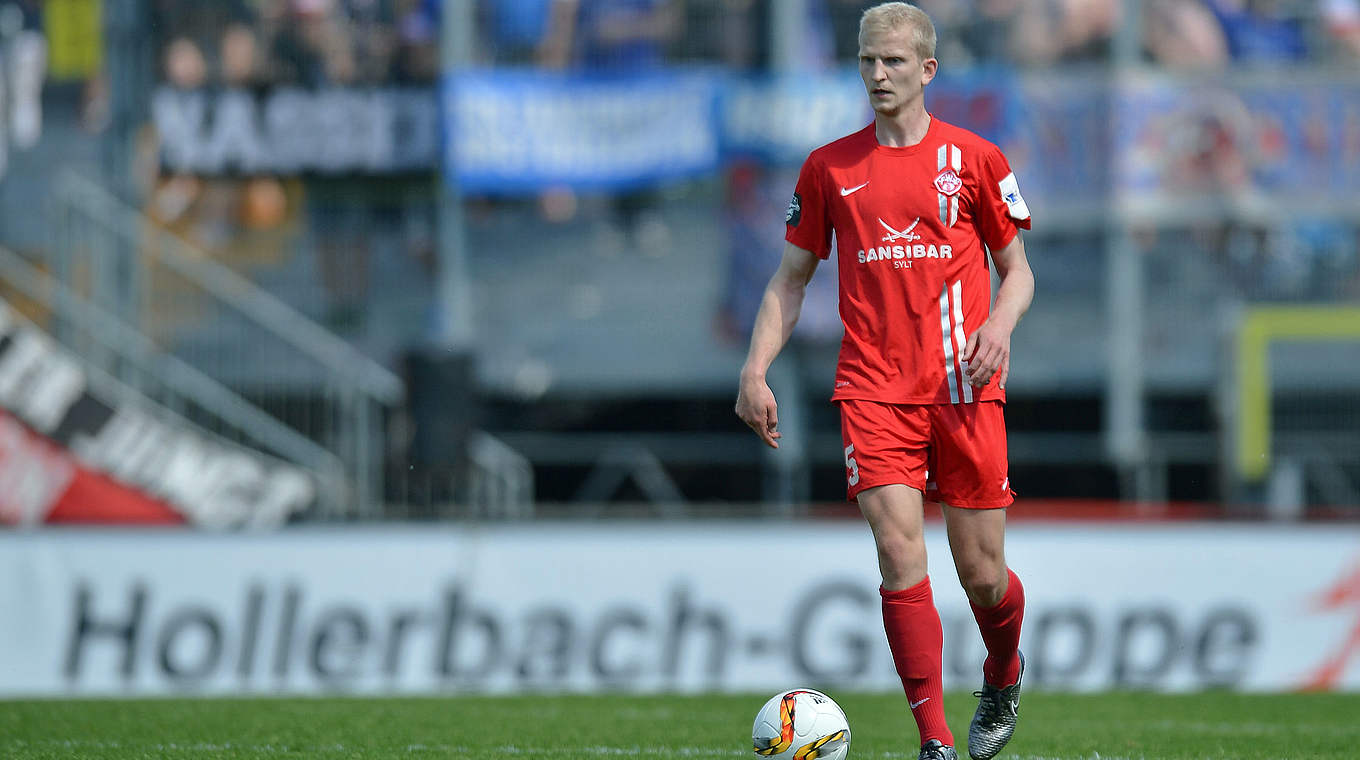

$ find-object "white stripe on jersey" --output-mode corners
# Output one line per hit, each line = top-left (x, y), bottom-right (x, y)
(937, 145), (949, 225)
(951, 280), (973, 403)
(939, 283), (960, 404)
(949, 146), (961, 227)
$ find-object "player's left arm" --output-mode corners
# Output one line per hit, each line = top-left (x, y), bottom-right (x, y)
(964, 233), (1034, 390)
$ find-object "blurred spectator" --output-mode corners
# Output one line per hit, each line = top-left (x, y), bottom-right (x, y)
(393, 0), (439, 81)
(220, 24), (264, 88)
(35, 0), (105, 135)
(152, 6), (223, 251)
(262, 0), (358, 87)
(556, 0), (682, 71)
(152, 0), (251, 88)
(1143, 0), (1230, 67)
(148, 0), (439, 87)
(163, 36), (208, 89)
(1007, 0), (1118, 66)
(1, 0), (47, 158)
(479, 0), (573, 66)
(911, 0), (981, 66)
(813, 0), (1125, 68)
(711, 0), (771, 70)
(669, 0), (765, 67)
(1322, 0), (1360, 59)
(1203, 0), (1308, 62)
(43, 0), (101, 82)
(345, 0), (398, 83)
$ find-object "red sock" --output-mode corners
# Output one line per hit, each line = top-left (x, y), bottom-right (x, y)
(969, 568), (1025, 687)
(881, 577), (953, 747)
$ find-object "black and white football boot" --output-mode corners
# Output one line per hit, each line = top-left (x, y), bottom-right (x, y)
(918, 739), (958, 760)
(967, 650), (1025, 760)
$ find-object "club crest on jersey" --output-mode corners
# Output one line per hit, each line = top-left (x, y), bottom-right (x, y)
(933, 168), (962, 196)
(786, 192), (802, 226)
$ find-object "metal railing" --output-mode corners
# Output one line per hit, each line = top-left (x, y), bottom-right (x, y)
(467, 431), (536, 519)
(36, 172), (537, 520)
(0, 243), (348, 503)
(45, 171), (405, 518)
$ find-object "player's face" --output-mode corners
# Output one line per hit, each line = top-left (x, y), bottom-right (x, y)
(858, 26), (936, 116)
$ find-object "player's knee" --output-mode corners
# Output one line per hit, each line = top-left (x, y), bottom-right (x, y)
(874, 532), (926, 584)
(958, 563), (1007, 606)
(875, 530), (922, 563)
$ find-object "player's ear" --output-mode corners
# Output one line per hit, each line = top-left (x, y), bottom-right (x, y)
(921, 57), (937, 86)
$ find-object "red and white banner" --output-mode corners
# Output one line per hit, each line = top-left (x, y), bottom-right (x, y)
(0, 299), (315, 528)
(0, 410), (182, 525)
(0, 523), (1356, 696)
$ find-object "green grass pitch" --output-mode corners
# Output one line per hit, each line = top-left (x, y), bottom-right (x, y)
(2, 691), (1358, 759)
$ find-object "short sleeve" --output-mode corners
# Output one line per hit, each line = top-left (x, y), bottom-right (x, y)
(784, 154), (833, 259)
(973, 145), (1032, 252)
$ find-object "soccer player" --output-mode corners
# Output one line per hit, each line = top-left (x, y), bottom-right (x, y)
(734, 4), (1033, 760)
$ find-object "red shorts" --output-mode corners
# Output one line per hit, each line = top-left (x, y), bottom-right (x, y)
(838, 399), (1015, 508)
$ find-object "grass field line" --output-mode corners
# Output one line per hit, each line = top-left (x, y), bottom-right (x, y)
(4, 739), (1148, 760)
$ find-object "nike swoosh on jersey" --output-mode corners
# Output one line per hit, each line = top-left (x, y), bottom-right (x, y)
(910, 697), (931, 709)
(840, 181), (869, 196)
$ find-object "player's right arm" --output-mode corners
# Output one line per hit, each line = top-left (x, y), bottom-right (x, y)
(735, 242), (820, 449)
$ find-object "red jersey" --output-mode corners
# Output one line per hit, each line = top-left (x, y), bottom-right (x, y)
(785, 117), (1032, 405)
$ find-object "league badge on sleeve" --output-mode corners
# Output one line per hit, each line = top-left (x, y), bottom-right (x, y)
(786, 192), (802, 226)
(998, 172), (1031, 221)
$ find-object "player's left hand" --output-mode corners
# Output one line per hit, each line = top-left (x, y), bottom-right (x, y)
(963, 320), (1011, 389)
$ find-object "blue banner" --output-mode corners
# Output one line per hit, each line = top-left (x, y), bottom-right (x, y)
(441, 67), (1044, 197)
(444, 69), (722, 193)
(720, 71), (871, 164)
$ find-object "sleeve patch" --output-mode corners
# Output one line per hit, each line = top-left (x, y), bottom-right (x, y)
(998, 172), (1030, 221)
(785, 192), (802, 226)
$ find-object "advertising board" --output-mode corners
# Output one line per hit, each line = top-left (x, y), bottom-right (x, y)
(1, 522), (1355, 696)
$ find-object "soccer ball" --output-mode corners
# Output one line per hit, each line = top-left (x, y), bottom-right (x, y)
(751, 688), (851, 759)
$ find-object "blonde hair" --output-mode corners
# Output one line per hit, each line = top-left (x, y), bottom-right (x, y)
(858, 2), (937, 62)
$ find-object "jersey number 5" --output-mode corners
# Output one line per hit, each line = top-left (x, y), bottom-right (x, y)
(844, 444), (860, 487)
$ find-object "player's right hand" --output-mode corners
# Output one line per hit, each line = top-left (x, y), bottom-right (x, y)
(735, 377), (782, 449)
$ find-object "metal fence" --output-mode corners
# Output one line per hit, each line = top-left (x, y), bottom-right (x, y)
(45, 171), (402, 517)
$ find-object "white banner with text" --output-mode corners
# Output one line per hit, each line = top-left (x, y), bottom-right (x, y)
(0, 523), (1356, 696)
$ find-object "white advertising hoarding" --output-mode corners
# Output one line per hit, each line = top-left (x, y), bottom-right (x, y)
(0, 522), (1357, 696)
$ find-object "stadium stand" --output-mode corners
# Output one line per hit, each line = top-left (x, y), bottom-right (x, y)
(0, 0), (1357, 518)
